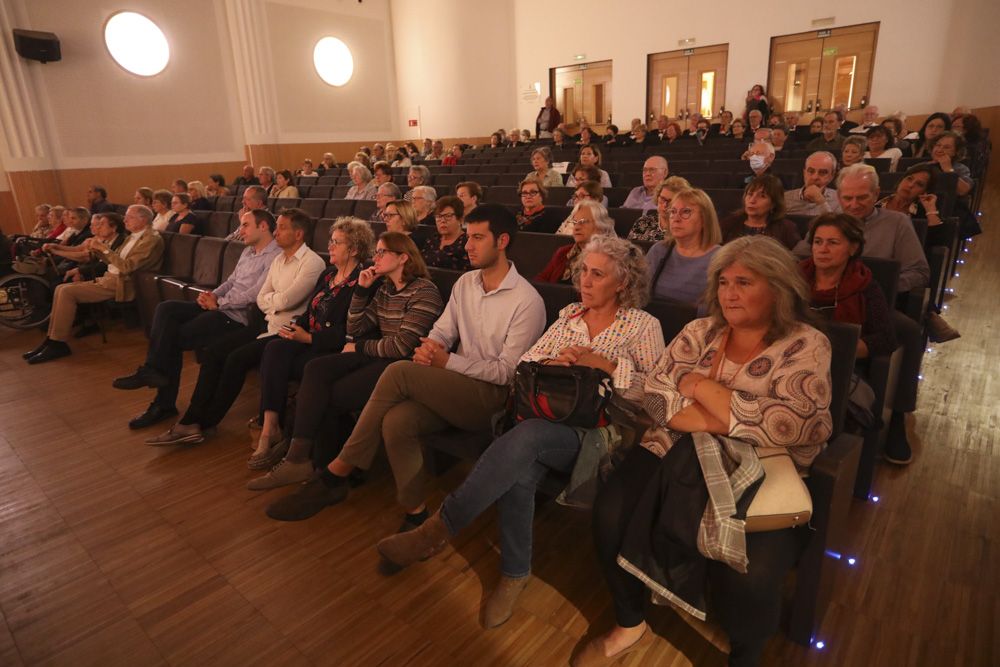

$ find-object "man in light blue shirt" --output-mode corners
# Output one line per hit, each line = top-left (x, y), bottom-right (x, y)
(112, 209), (281, 430)
(622, 156), (669, 212)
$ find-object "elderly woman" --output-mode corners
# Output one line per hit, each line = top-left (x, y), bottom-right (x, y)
(551, 128), (571, 149)
(346, 162), (378, 200)
(645, 187), (722, 307)
(269, 170), (299, 199)
(863, 125), (903, 172)
(409, 185), (437, 227)
(455, 181), (482, 215)
(527, 147), (564, 188)
(556, 181), (609, 232)
(187, 181), (211, 211)
(841, 135), (867, 168)
(565, 145), (613, 188)
(442, 144), (463, 167)
(626, 176), (692, 243)
(166, 193), (202, 235)
(801, 213), (896, 360)
(383, 199), (430, 247)
(404, 165), (431, 201)
(730, 119), (747, 142)
(537, 200), (615, 283)
(150, 190), (175, 231)
(926, 131), (974, 197)
(421, 196), (470, 270)
(317, 153), (337, 176)
(580, 235), (832, 667)
(246, 218), (375, 475)
(261, 232), (443, 498)
(515, 179), (563, 233)
(721, 174), (800, 250)
(662, 122), (683, 145)
(377, 235), (665, 629)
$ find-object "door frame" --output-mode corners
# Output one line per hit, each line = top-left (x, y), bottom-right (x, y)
(645, 43), (729, 124)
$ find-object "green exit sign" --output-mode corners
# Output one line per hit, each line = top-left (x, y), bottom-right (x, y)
(574, 78), (583, 84)
(823, 47), (838, 56)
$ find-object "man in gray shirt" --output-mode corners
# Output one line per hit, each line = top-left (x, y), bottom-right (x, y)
(784, 151), (842, 216)
(266, 205), (547, 526)
(113, 209), (281, 429)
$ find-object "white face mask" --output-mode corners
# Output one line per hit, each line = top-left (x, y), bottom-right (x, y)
(749, 155), (767, 171)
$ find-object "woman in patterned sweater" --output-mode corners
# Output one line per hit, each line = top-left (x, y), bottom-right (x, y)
(377, 235), (665, 630)
(580, 236), (833, 667)
(252, 231), (443, 492)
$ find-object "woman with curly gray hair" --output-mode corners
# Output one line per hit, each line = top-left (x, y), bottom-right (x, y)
(376, 235), (665, 629)
(536, 200), (616, 283)
(581, 235), (833, 667)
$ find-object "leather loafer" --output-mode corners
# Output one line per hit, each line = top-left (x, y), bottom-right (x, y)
(128, 404), (179, 430)
(23, 339), (50, 360)
(113, 367), (169, 390)
(27, 341), (71, 365)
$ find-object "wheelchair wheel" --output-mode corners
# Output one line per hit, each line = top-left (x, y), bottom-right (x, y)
(0, 273), (53, 329)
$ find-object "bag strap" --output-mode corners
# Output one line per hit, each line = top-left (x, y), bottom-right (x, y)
(650, 242), (674, 289)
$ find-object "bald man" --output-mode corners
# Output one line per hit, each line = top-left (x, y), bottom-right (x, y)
(622, 156), (669, 211)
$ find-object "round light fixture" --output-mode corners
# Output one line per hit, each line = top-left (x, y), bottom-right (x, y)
(313, 37), (353, 87)
(104, 12), (169, 77)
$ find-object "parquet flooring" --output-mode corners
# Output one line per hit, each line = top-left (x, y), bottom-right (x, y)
(0, 191), (996, 666)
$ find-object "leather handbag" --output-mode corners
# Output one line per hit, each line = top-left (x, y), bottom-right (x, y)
(513, 361), (614, 429)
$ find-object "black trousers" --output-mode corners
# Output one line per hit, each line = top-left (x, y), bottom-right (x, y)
(257, 338), (322, 423)
(291, 353), (394, 466)
(891, 310), (923, 413)
(147, 300), (243, 410)
(592, 446), (801, 667)
(178, 330), (271, 428)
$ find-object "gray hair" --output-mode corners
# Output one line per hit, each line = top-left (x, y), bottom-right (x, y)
(753, 140), (776, 157)
(378, 182), (401, 198)
(408, 165), (430, 184)
(703, 235), (814, 344)
(531, 146), (553, 165)
(569, 200), (616, 236)
(128, 204), (154, 224)
(573, 235), (650, 309)
(837, 163), (880, 192)
(258, 166), (275, 180)
(806, 151), (838, 173)
(842, 135), (867, 152)
(331, 217), (375, 262)
(187, 180), (207, 198)
(411, 185), (437, 204)
(348, 161), (373, 182)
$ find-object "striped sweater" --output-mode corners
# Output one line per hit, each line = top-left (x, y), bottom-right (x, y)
(347, 276), (444, 359)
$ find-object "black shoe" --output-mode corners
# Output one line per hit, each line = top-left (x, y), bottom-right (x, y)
(26, 340), (71, 365)
(128, 403), (179, 430)
(883, 411), (913, 465)
(73, 323), (101, 339)
(113, 366), (169, 390)
(265, 477), (349, 521)
(23, 338), (50, 360)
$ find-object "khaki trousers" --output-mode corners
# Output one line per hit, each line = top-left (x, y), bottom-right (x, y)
(338, 360), (509, 509)
(47, 281), (115, 341)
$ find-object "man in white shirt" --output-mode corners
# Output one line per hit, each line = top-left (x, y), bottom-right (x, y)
(266, 205), (546, 526)
(622, 156), (669, 212)
(140, 208), (324, 440)
(783, 152), (842, 216)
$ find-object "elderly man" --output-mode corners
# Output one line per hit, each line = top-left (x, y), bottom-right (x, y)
(113, 209), (282, 430)
(257, 166), (276, 194)
(535, 96), (561, 139)
(410, 186), (437, 226)
(371, 182), (402, 223)
(64, 213), (127, 283)
(424, 140), (446, 162)
(771, 124), (791, 151)
(849, 105), (880, 134)
(747, 109), (765, 135)
(86, 185), (116, 215)
(420, 138), (434, 158)
(834, 104), (858, 133)
(372, 143), (387, 162)
(225, 185), (269, 241)
(233, 164), (259, 187)
(784, 151), (841, 215)
(403, 165), (431, 202)
(24, 205), (164, 364)
(652, 115), (670, 142)
(743, 141), (775, 184)
(622, 156), (669, 211)
(807, 112), (845, 152)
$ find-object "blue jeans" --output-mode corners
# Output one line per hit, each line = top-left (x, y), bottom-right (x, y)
(440, 419), (581, 578)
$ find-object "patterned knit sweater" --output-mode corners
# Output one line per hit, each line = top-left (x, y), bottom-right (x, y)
(347, 276), (443, 359)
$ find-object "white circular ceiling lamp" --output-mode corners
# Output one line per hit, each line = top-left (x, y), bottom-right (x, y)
(313, 37), (354, 87)
(104, 12), (170, 77)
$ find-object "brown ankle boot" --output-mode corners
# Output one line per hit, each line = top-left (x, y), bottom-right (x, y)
(376, 509), (450, 570)
(483, 575), (530, 628)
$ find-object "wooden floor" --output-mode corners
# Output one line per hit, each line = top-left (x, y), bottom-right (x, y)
(1, 194), (997, 667)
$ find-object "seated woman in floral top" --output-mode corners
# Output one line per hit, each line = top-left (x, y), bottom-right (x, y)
(581, 235), (832, 667)
(626, 176), (691, 243)
(420, 195), (470, 271)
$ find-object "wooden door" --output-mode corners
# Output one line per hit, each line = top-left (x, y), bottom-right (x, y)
(647, 45), (729, 123)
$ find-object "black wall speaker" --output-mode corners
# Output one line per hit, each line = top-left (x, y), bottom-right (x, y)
(12, 29), (61, 64)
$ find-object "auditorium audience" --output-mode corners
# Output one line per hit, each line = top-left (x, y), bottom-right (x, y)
(744, 141), (776, 183)
(623, 156), (669, 211)
(536, 200), (614, 283)
(86, 185), (115, 215)
(318, 153), (337, 175)
(455, 181), (481, 215)
(515, 180), (562, 233)
(346, 162), (378, 200)
(626, 176), (692, 243)
(863, 125), (903, 171)
(410, 185), (438, 227)
(166, 194), (203, 235)
(908, 112), (950, 158)
(63, 212), (127, 283)
(270, 169), (299, 199)
(876, 163), (942, 230)
(769, 125), (790, 152)
(27, 204), (53, 238)
(134, 187), (154, 207)
(24, 205), (164, 364)
(953, 114), (988, 180)
(644, 187), (722, 307)
(746, 110), (765, 137)
(565, 146), (612, 187)
(528, 147), (564, 188)
(375, 235), (664, 630)
(233, 164), (259, 187)
(170, 179), (188, 195)
(926, 131), (974, 197)
(187, 181), (211, 211)
(784, 151), (841, 216)
(841, 135), (867, 167)
(421, 196), (471, 271)
(721, 175), (800, 250)
(258, 166), (276, 193)
(404, 166), (431, 201)
(384, 199), (430, 247)
(581, 235), (831, 667)
(712, 110), (735, 137)
(442, 144), (462, 166)
(731, 119), (747, 141)
(150, 190), (176, 231)
(371, 183), (401, 223)
(807, 111), (846, 152)
(744, 84), (771, 123)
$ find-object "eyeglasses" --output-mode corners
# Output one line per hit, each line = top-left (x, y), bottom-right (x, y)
(520, 190), (541, 197)
(434, 213), (457, 221)
(373, 248), (398, 259)
(384, 212), (401, 219)
(570, 218), (593, 225)
(667, 207), (695, 219)
(328, 238), (348, 246)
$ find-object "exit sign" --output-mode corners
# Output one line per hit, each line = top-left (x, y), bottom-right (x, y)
(823, 47), (838, 56)
(408, 119), (418, 127)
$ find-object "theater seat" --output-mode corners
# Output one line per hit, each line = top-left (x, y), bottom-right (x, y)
(158, 236), (226, 302)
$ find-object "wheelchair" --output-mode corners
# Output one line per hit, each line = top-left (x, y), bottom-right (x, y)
(0, 272), (53, 329)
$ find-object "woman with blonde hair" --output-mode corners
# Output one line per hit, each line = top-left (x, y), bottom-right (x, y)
(626, 176), (692, 243)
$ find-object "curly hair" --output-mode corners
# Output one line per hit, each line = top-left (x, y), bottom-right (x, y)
(573, 235), (650, 309)
(332, 217), (375, 262)
(703, 235), (815, 344)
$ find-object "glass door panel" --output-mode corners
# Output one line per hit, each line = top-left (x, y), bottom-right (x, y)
(551, 60), (613, 133)
(647, 45), (728, 123)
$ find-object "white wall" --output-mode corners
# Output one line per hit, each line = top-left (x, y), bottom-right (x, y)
(511, 0), (1000, 132)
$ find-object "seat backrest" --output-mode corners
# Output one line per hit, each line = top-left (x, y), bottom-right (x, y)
(507, 232), (573, 279)
(191, 236), (228, 286)
(610, 208), (642, 237)
(163, 233), (200, 277)
(300, 198), (327, 220)
(216, 196), (236, 212)
(824, 321), (860, 437)
(643, 298), (698, 343)
(312, 218), (335, 251)
(220, 241), (246, 282)
(428, 267), (464, 303)
(859, 256), (901, 305)
(270, 197), (301, 213)
(324, 199), (356, 219)
(333, 185), (351, 198)
(529, 280), (578, 327)
(207, 212), (234, 238)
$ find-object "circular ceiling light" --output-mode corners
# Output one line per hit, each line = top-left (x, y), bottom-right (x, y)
(313, 37), (353, 87)
(104, 12), (170, 77)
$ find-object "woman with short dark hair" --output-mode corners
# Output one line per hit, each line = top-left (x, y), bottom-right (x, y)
(720, 175), (800, 250)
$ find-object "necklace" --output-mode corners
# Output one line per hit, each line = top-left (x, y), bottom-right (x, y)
(713, 328), (768, 385)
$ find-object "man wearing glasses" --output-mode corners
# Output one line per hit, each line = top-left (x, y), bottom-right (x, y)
(623, 156), (669, 212)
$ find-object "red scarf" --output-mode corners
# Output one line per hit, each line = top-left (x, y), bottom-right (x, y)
(799, 258), (871, 325)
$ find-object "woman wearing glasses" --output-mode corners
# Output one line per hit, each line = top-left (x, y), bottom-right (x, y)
(515, 180), (563, 233)
(252, 231), (444, 492)
(536, 200), (615, 283)
(625, 176), (692, 243)
(800, 213), (896, 361)
(420, 196), (471, 271)
(644, 188), (722, 309)
(383, 199), (431, 248)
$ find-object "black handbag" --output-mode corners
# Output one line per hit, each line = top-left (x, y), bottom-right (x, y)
(513, 360), (614, 428)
